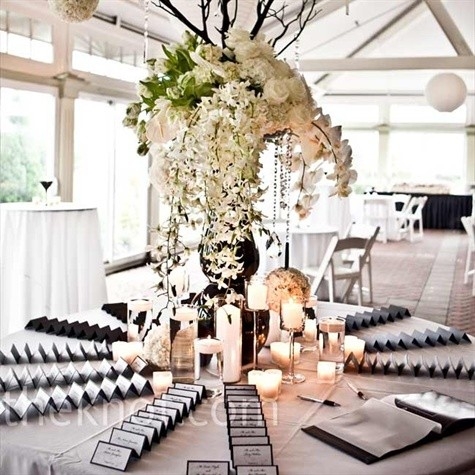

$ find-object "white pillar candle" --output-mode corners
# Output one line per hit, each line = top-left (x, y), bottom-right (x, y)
(281, 299), (304, 330)
(303, 319), (317, 342)
(247, 282), (268, 310)
(216, 304), (242, 383)
(317, 361), (336, 383)
(152, 371), (173, 396)
(127, 323), (140, 342)
(344, 337), (365, 362)
(111, 341), (143, 365)
(270, 341), (301, 368)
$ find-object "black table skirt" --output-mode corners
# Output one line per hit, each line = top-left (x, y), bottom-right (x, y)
(373, 192), (473, 230)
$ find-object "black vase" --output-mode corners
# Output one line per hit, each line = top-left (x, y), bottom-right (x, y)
(197, 234), (269, 366)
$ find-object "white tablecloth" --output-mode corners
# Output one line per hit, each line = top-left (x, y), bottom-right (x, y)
(259, 224), (339, 273)
(0, 203), (108, 337)
(1, 303), (474, 475)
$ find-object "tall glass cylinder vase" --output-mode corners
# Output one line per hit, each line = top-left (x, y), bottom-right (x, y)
(127, 298), (154, 342)
(169, 305), (198, 383)
(215, 297), (242, 383)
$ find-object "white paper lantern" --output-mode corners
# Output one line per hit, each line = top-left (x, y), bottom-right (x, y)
(425, 73), (467, 112)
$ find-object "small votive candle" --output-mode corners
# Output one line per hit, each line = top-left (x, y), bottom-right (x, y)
(317, 361), (336, 383)
(247, 369), (264, 387)
(111, 341), (143, 364)
(259, 370), (281, 402)
(344, 336), (365, 362)
(264, 368), (283, 396)
(270, 341), (301, 368)
(173, 305), (198, 322)
(152, 371), (173, 396)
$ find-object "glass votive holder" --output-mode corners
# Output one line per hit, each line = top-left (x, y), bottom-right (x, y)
(194, 337), (224, 389)
(303, 318), (317, 343)
(317, 361), (336, 384)
(318, 316), (345, 379)
(152, 371), (173, 396)
(344, 335), (366, 363)
(270, 341), (301, 368)
(127, 298), (153, 342)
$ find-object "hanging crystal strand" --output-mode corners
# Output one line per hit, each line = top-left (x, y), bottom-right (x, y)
(143, 0), (150, 63)
(283, 132), (293, 269)
(294, 35), (300, 71)
(272, 138), (280, 231)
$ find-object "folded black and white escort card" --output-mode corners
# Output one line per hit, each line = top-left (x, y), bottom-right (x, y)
(186, 460), (230, 475)
(231, 445), (274, 468)
(345, 305), (411, 332)
(172, 382), (206, 401)
(0, 341), (111, 366)
(90, 441), (133, 472)
(0, 370), (153, 423)
(109, 427), (148, 457)
(236, 466), (279, 475)
(25, 316), (127, 343)
(344, 351), (475, 379)
(129, 414), (166, 438)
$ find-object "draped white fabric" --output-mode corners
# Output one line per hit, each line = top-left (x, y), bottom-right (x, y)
(0, 203), (108, 337)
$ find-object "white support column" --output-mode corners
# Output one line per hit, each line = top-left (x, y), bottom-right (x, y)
(55, 77), (82, 201)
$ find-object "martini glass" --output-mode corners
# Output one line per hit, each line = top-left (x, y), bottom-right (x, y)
(39, 179), (54, 205)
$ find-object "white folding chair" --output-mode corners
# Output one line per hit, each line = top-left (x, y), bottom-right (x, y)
(363, 197), (390, 243)
(461, 217), (475, 292)
(393, 193), (411, 240)
(302, 235), (339, 296)
(405, 196), (428, 242)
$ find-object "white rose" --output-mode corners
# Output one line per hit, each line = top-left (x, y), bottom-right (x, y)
(273, 59), (293, 78)
(286, 77), (308, 103)
(145, 101), (178, 144)
(263, 79), (290, 105)
(288, 104), (313, 132)
(225, 28), (251, 49)
(234, 42), (261, 62)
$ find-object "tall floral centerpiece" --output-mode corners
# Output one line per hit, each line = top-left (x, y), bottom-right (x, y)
(123, 0), (357, 292)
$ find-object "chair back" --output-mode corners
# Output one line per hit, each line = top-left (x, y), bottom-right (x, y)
(392, 194), (411, 214)
(309, 235), (339, 295)
(408, 196), (428, 218)
(461, 216), (475, 250)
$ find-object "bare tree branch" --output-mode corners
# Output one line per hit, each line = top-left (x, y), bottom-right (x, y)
(152, 0), (215, 44)
(218, 0), (233, 47)
(250, 0), (276, 38)
(269, 1), (320, 56)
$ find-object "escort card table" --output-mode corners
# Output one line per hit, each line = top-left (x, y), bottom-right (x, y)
(0, 203), (108, 337)
(0, 303), (474, 475)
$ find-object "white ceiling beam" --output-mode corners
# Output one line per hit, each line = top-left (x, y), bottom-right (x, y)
(301, 55), (475, 71)
(424, 0), (473, 56)
(262, 0), (355, 40)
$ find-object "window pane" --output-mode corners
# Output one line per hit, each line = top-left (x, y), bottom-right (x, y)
(7, 32), (30, 58)
(8, 11), (29, 37)
(390, 104), (466, 124)
(0, 87), (56, 203)
(388, 131), (465, 193)
(31, 39), (53, 63)
(343, 130), (379, 193)
(319, 104), (380, 125)
(74, 98), (149, 263)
